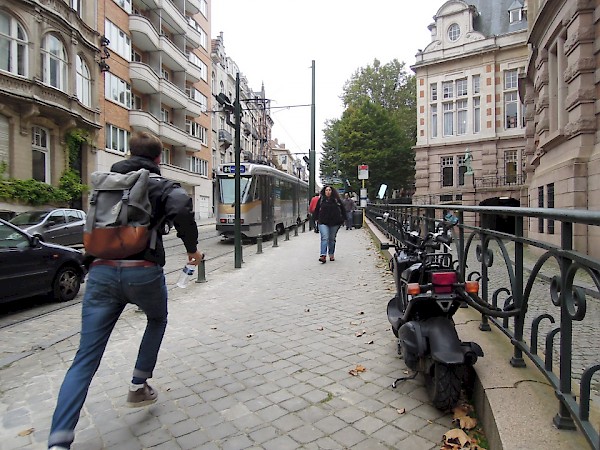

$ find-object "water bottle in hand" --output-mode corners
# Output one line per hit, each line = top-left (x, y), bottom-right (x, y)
(176, 263), (195, 288)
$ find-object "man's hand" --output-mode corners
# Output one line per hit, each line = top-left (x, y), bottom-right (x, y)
(187, 251), (203, 265)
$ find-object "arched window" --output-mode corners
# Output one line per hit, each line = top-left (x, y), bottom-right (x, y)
(41, 34), (67, 91)
(0, 11), (28, 76)
(32, 126), (50, 183)
(76, 55), (91, 106)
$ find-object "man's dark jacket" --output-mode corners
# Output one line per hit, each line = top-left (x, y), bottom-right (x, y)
(109, 156), (198, 266)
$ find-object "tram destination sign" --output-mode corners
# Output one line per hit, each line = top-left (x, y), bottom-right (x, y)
(222, 165), (246, 174)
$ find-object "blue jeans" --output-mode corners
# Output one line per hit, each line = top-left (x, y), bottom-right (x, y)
(346, 211), (354, 229)
(319, 223), (340, 256)
(48, 264), (168, 449)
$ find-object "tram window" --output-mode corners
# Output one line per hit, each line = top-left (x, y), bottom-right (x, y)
(219, 177), (251, 204)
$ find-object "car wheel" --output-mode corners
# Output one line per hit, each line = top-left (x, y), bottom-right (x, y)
(52, 265), (82, 302)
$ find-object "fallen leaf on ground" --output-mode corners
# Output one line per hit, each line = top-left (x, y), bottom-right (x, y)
(355, 330), (366, 337)
(317, 326), (324, 331)
(397, 408), (406, 414)
(443, 428), (471, 448)
(18, 428), (34, 437)
(348, 364), (367, 376)
(366, 340), (374, 344)
(350, 321), (361, 325)
(453, 415), (477, 430)
(246, 333), (254, 338)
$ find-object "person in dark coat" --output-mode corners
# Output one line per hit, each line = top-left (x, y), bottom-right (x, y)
(48, 131), (201, 450)
(313, 185), (346, 263)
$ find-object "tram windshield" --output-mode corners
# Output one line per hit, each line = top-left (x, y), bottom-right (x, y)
(219, 177), (252, 204)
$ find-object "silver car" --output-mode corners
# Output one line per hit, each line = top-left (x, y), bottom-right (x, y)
(10, 208), (86, 246)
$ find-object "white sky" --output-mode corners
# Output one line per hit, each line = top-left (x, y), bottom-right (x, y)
(211, 1), (445, 161)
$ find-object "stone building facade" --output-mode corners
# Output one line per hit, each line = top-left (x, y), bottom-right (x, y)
(524, 0), (598, 253)
(412, 0), (529, 230)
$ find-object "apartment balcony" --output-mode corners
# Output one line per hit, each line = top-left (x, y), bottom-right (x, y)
(160, 163), (205, 187)
(0, 74), (100, 128)
(185, 17), (203, 48)
(219, 129), (232, 147)
(475, 173), (526, 189)
(186, 98), (204, 116)
(130, 62), (159, 94)
(160, 0), (187, 35)
(159, 79), (187, 109)
(159, 36), (187, 72)
(129, 15), (160, 52)
(186, 60), (203, 83)
(159, 121), (203, 150)
(129, 110), (160, 135)
(185, 0), (201, 15)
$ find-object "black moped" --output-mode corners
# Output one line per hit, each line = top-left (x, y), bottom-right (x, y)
(380, 213), (483, 410)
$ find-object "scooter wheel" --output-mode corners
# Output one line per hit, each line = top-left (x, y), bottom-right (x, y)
(425, 363), (462, 411)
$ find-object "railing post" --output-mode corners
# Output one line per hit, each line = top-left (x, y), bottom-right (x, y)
(553, 221), (576, 430)
(285, 228), (290, 241)
(195, 258), (207, 283)
(510, 215), (526, 367)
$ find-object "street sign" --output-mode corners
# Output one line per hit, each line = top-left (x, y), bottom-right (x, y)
(358, 165), (369, 180)
(222, 165), (246, 174)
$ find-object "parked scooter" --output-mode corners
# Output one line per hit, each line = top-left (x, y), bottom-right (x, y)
(380, 213), (483, 410)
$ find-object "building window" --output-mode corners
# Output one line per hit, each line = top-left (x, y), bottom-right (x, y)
(547, 183), (554, 234)
(105, 72), (131, 108)
(161, 148), (170, 164)
(105, 124), (129, 154)
(443, 102), (454, 136)
(505, 150), (518, 183)
(161, 67), (170, 81)
(538, 186), (544, 233)
(472, 75), (480, 94)
(41, 34), (67, 91)
(509, 8), (522, 23)
(105, 20), (131, 61)
(458, 155), (466, 186)
(504, 69), (521, 129)
(442, 81), (453, 99)
(441, 156), (454, 187)
(186, 86), (208, 112)
(0, 11), (28, 77)
(456, 99), (467, 135)
(113, 0), (132, 13)
(186, 120), (208, 145)
(132, 94), (142, 110)
(456, 78), (467, 97)
(76, 55), (91, 107)
(71, 0), (81, 16)
(430, 83), (437, 101)
(32, 126), (49, 183)
(473, 97), (481, 133)
(448, 23), (460, 41)
(187, 52), (207, 81)
(431, 104), (438, 138)
(187, 156), (208, 176)
(199, 0), (207, 17)
(131, 49), (142, 62)
(161, 107), (169, 123)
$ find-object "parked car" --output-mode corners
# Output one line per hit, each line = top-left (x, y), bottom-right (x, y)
(0, 219), (86, 304)
(0, 210), (16, 221)
(9, 208), (86, 246)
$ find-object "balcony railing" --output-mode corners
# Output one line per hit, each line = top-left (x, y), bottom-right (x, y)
(475, 173), (526, 188)
(218, 129), (232, 145)
(366, 203), (600, 449)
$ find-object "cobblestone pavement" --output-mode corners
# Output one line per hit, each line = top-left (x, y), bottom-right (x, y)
(1, 226), (458, 450)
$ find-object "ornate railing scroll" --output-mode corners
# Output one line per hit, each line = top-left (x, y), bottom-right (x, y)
(366, 203), (600, 450)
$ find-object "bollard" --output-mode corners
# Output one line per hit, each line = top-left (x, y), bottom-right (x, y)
(294, 225), (298, 237)
(273, 230), (278, 247)
(257, 235), (263, 254)
(195, 258), (207, 283)
(302, 222), (306, 233)
(285, 228), (290, 241)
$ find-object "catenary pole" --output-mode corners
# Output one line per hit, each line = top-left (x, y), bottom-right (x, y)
(234, 73), (242, 268)
(309, 60), (316, 200)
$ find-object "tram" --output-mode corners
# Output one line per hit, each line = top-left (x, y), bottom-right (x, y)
(215, 162), (309, 239)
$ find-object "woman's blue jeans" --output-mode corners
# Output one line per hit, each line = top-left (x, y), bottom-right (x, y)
(48, 264), (167, 448)
(318, 223), (341, 256)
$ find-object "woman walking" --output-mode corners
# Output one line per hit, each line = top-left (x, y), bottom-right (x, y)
(313, 185), (346, 263)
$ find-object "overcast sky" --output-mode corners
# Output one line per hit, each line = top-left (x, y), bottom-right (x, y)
(211, 1), (445, 162)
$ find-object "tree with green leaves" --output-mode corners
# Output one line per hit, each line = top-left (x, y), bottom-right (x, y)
(321, 58), (416, 198)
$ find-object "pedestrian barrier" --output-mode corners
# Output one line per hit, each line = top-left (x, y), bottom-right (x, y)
(257, 235), (263, 254)
(195, 258), (207, 283)
(285, 228), (290, 241)
(294, 225), (298, 237)
(273, 231), (278, 247)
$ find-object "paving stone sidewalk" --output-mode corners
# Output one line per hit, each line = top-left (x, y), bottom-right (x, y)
(0, 226), (456, 450)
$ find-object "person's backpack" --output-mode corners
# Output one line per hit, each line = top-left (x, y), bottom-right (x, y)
(83, 169), (159, 259)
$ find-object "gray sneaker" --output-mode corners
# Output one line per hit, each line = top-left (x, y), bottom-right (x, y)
(126, 382), (157, 407)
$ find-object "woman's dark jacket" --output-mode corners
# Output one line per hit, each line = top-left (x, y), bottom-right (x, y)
(109, 156), (198, 266)
(314, 196), (346, 226)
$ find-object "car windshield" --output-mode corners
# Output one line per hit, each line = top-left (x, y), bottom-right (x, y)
(10, 211), (50, 226)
